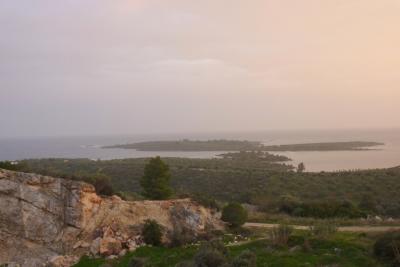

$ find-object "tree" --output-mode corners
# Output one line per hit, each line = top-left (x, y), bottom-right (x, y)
(297, 162), (305, 173)
(221, 203), (248, 227)
(140, 156), (173, 200)
(142, 220), (163, 246)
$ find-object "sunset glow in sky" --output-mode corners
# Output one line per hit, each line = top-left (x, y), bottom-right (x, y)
(1, 0), (399, 137)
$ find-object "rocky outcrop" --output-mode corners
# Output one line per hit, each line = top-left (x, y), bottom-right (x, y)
(0, 169), (223, 267)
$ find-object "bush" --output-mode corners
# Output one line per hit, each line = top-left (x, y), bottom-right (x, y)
(142, 220), (163, 246)
(232, 250), (257, 267)
(374, 231), (400, 266)
(221, 203), (248, 227)
(192, 194), (220, 211)
(194, 249), (227, 267)
(176, 262), (195, 267)
(92, 174), (114, 196)
(193, 240), (228, 267)
(127, 258), (152, 267)
(170, 226), (196, 247)
(309, 222), (338, 239)
(269, 224), (293, 247)
(199, 239), (229, 256)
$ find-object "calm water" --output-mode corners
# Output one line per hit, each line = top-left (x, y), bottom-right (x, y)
(0, 129), (399, 172)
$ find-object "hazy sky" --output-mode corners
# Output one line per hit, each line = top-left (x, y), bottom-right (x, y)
(1, 0), (400, 137)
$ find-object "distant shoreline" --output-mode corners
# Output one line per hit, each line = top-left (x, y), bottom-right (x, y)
(103, 140), (384, 152)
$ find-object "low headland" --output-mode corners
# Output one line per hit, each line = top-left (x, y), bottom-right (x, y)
(103, 139), (384, 152)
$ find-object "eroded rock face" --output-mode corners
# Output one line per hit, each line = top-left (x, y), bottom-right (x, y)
(0, 169), (223, 267)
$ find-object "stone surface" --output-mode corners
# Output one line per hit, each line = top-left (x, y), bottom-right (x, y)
(0, 169), (223, 266)
(48, 255), (79, 267)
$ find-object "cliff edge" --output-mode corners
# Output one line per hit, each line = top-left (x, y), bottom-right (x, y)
(0, 169), (222, 267)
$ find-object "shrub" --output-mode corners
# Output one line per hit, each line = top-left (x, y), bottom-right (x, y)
(92, 174), (114, 196)
(142, 220), (163, 246)
(269, 224), (293, 247)
(309, 222), (338, 239)
(374, 231), (400, 265)
(221, 203), (248, 227)
(192, 194), (220, 211)
(170, 226), (196, 247)
(232, 250), (257, 267)
(127, 257), (147, 267)
(176, 262), (195, 267)
(194, 240), (228, 267)
(199, 239), (229, 256)
(194, 249), (227, 267)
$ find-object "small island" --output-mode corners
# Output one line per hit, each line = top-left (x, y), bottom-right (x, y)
(103, 139), (263, 151)
(103, 140), (384, 152)
(262, 141), (384, 151)
(218, 151), (291, 162)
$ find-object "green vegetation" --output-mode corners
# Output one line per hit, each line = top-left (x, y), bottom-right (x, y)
(140, 156), (173, 200)
(231, 250), (257, 267)
(222, 203), (248, 227)
(142, 220), (163, 247)
(0, 161), (26, 171)
(269, 224), (293, 247)
(92, 174), (115, 196)
(278, 199), (365, 219)
(104, 140), (383, 152)
(218, 151), (290, 162)
(5, 156), (400, 217)
(374, 230), (400, 266)
(190, 239), (229, 267)
(2, 140), (396, 267)
(73, 231), (387, 267)
(308, 222), (338, 239)
(127, 258), (148, 267)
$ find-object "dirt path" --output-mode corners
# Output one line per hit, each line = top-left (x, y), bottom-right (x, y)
(245, 222), (400, 233)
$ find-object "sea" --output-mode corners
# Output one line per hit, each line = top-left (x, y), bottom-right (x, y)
(0, 128), (399, 172)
